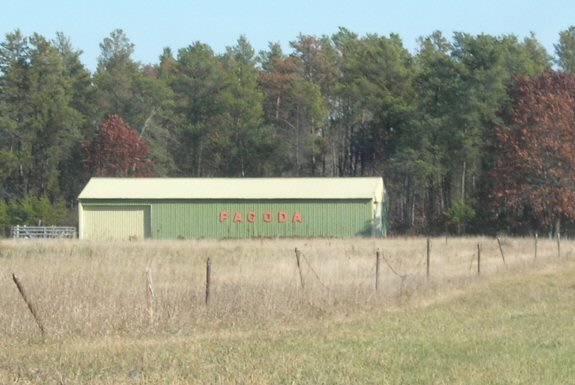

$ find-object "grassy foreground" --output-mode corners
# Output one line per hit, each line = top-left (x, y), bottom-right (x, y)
(1, 238), (574, 384)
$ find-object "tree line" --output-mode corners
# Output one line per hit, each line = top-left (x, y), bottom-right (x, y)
(2, 26), (575, 235)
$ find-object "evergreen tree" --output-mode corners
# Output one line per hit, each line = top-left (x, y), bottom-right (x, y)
(332, 30), (414, 177)
(167, 42), (227, 176)
(218, 36), (275, 176)
(555, 26), (575, 72)
(259, 36), (329, 176)
(94, 29), (139, 121)
(0, 30), (30, 200)
(0, 31), (83, 201)
(53, 32), (96, 204)
(94, 29), (176, 176)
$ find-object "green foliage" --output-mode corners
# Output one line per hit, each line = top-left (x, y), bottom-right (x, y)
(0, 196), (67, 233)
(0, 30), (84, 201)
(20, 195), (67, 226)
(384, 31), (551, 232)
(0, 200), (8, 236)
(332, 31), (414, 177)
(0, 26), (569, 234)
(258, 35), (332, 175)
(555, 26), (575, 72)
(444, 200), (477, 234)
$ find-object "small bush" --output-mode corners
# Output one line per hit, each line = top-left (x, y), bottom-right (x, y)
(445, 200), (477, 235)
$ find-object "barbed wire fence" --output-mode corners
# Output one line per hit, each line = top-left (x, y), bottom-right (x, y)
(7, 236), (573, 338)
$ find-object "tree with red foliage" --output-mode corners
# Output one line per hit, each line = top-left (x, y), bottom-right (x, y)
(83, 115), (153, 177)
(490, 72), (575, 234)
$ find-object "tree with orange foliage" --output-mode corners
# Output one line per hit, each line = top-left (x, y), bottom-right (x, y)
(83, 115), (153, 177)
(490, 72), (575, 234)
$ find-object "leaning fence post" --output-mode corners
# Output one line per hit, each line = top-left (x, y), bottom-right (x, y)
(205, 258), (212, 305)
(496, 237), (507, 266)
(294, 248), (305, 289)
(12, 273), (45, 336)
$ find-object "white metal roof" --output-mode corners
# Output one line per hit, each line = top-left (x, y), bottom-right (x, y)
(78, 177), (385, 201)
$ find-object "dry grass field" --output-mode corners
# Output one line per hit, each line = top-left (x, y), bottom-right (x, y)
(1, 236), (574, 384)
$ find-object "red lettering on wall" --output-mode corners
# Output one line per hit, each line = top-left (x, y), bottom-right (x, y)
(220, 211), (304, 224)
(220, 211), (229, 222)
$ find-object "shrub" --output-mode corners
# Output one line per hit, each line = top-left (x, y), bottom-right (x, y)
(444, 200), (476, 235)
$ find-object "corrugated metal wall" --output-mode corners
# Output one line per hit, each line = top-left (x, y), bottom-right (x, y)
(152, 199), (373, 239)
(82, 205), (151, 240)
(80, 199), (375, 239)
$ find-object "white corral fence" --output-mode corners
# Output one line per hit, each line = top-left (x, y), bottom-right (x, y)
(10, 225), (77, 239)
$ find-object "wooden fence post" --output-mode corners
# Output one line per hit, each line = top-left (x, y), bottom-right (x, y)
(496, 237), (507, 266)
(294, 248), (305, 289)
(426, 238), (431, 279)
(145, 267), (154, 324)
(12, 273), (45, 336)
(375, 250), (381, 291)
(205, 258), (212, 305)
(477, 243), (481, 276)
(534, 232), (538, 260)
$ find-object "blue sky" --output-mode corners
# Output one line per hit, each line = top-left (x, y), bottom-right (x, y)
(2, 0), (575, 71)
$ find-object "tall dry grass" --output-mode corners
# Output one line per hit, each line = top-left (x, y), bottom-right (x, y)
(0, 236), (570, 342)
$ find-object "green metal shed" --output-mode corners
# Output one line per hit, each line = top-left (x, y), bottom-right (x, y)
(78, 177), (387, 240)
